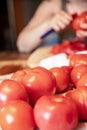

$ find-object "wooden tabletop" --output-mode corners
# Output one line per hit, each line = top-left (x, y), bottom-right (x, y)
(0, 51), (29, 61)
(0, 51), (30, 75)
(0, 51), (29, 67)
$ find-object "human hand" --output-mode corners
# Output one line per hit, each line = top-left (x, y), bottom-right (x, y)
(47, 11), (72, 32)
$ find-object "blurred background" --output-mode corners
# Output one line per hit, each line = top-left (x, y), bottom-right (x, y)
(0, 0), (41, 51)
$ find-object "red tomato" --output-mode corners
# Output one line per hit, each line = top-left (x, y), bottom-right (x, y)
(11, 67), (56, 106)
(72, 11), (87, 31)
(11, 68), (32, 81)
(76, 73), (87, 88)
(34, 95), (78, 130)
(69, 54), (87, 67)
(50, 66), (72, 93)
(66, 87), (87, 121)
(51, 39), (87, 55)
(51, 41), (74, 55)
(70, 65), (87, 87)
(0, 100), (36, 130)
(0, 79), (29, 108)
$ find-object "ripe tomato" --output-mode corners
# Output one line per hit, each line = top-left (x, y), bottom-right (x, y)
(11, 68), (32, 81)
(51, 39), (87, 55)
(34, 95), (78, 130)
(0, 100), (36, 130)
(11, 67), (56, 106)
(70, 65), (87, 87)
(76, 73), (87, 88)
(66, 87), (87, 121)
(50, 66), (72, 93)
(51, 41), (75, 55)
(69, 54), (87, 67)
(72, 11), (87, 31)
(0, 79), (29, 108)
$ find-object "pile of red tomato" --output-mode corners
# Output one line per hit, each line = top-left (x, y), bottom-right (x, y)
(51, 38), (87, 55)
(0, 53), (87, 130)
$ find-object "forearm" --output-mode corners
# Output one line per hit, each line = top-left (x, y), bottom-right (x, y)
(17, 21), (52, 53)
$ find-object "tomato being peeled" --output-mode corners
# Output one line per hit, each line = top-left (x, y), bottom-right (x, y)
(72, 11), (87, 31)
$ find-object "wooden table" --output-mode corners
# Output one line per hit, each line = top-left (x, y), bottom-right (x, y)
(0, 51), (30, 75)
(0, 51), (29, 67)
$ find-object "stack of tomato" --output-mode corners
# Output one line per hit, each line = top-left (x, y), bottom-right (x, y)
(0, 53), (87, 130)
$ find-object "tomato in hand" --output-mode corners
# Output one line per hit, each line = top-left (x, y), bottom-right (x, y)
(0, 100), (36, 130)
(0, 79), (29, 108)
(50, 66), (72, 93)
(11, 67), (56, 106)
(72, 11), (87, 31)
(34, 95), (78, 130)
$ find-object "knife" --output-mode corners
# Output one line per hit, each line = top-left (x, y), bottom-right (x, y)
(40, 28), (55, 39)
(40, 13), (78, 39)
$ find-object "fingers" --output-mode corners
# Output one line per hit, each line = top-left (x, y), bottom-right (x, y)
(48, 11), (72, 32)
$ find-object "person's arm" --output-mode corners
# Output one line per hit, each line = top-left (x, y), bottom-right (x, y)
(17, 0), (72, 53)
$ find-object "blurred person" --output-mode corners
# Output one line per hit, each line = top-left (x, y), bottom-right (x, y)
(17, 0), (87, 53)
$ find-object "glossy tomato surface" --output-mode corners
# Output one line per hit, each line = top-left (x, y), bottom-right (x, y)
(11, 67), (56, 106)
(51, 38), (87, 55)
(34, 95), (78, 130)
(0, 79), (29, 108)
(77, 73), (87, 88)
(66, 87), (87, 121)
(69, 54), (87, 67)
(50, 66), (71, 93)
(70, 65), (87, 87)
(0, 100), (36, 130)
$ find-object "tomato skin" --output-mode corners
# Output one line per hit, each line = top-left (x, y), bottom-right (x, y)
(11, 68), (32, 81)
(66, 87), (87, 121)
(11, 67), (56, 106)
(70, 65), (87, 87)
(77, 73), (87, 88)
(69, 54), (87, 67)
(0, 100), (36, 130)
(51, 41), (75, 55)
(50, 66), (72, 93)
(0, 79), (29, 108)
(34, 95), (78, 130)
(72, 11), (87, 31)
(51, 38), (87, 55)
